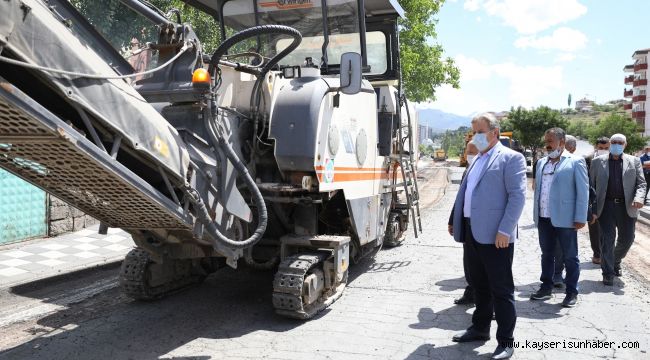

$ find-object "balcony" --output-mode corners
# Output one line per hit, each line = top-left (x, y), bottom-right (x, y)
(625, 75), (635, 84)
(624, 103), (633, 110)
(635, 63), (648, 72)
(624, 89), (633, 97)
(634, 79), (648, 86)
(633, 110), (646, 119)
(633, 95), (647, 102)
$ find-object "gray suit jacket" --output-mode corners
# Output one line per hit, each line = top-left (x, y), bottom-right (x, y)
(589, 153), (646, 218)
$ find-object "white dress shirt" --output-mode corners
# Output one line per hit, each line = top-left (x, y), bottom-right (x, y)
(539, 159), (559, 218)
(463, 146), (496, 218)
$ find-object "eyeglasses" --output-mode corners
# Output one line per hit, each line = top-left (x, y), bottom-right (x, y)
(542, 162), (559, 176)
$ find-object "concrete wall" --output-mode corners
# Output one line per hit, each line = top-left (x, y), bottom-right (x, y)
(48, 196), (98, 236)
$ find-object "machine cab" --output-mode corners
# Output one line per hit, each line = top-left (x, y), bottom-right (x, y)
(187, 0), (404, 81)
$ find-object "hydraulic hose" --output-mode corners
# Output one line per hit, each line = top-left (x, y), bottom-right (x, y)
(244, 246), (280, 270)
(187, 25), (301, 250)
(184, 113), (268, 250)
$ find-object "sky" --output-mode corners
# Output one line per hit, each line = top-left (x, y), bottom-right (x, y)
(419, 0), (650, 116)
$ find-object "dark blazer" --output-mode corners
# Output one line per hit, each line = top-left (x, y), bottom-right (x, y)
(448, 168), (470, 226)
(590, 153), (646, 218)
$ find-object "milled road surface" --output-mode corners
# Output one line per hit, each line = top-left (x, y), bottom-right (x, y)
(1, 162), (650, 359)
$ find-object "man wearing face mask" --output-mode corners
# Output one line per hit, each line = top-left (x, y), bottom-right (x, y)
(551, 134), (579, 288)
(448, 142), (479, 306)
(590, 134), (646, 286)
(594, 137), (610, 158)
(587, 137), (610, 264)
(530, 128), (588, 307)
(639, 145), (650, 204)
(449, 113), (526, 359)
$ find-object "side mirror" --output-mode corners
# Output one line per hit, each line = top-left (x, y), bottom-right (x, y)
(339, 52), (362, 95)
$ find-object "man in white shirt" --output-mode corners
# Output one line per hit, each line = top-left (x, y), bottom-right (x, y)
(531, 128), (588, 307)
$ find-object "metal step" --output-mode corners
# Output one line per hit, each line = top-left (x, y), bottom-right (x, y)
(0, 78), (192, 230)
(384, 181), (412, 189)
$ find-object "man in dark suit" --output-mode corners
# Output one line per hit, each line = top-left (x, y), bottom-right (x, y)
(448, 143), (479, 306)
(449, 113), (527, 360)
(589, 137), (610, 264)
(590, 134), (646, 285)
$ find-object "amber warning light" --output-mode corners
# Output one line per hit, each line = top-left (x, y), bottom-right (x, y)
(192, 68), (210, 88)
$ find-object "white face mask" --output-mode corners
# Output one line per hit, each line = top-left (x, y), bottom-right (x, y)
(547, 148), (562, 159)
(467, 154), (477, 164)
(646, 152), (650, 157)
(595, 149), (609, 157)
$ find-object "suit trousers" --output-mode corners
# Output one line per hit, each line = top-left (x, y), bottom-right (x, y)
(462, 241), (474, 298)
(463, 218), (516, 345)
(537, 217), (580, 295)
(556, 221), (601, 278)
(553, 242), (565, 283)
(599, 200), (636, 276)
(588, 220), (602, 259)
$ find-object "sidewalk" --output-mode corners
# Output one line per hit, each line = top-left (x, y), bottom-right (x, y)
(0, 225), (133, 289)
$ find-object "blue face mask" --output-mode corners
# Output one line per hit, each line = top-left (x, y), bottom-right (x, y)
(610, 144), (624, 156)
(472, 133), (490, 152)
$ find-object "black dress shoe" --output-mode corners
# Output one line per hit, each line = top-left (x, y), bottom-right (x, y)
(492, 345), (514, 359)
(530, 287), (552, 300)
(454, 294), (475, 305)
(452, 329), (490, 343)
(561, 293), (578, 307)
(603, 275), (614, 286)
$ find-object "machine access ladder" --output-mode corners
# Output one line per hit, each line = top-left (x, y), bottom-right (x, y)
(392, 94), (422, 238)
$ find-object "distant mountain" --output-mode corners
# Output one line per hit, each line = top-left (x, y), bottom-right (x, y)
(417, 108), (472, 133)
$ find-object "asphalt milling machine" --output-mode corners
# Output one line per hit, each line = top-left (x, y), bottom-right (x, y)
(0, 0), (421, 319)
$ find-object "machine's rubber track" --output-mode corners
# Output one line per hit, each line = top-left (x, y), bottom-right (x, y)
(119, 248), (203, 300)
(272, 253), (346, 320)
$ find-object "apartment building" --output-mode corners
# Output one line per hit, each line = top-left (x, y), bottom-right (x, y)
(624, 49), (649, 135)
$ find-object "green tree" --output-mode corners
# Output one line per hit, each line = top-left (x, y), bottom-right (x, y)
(509, 106), (568, 161)
(419, 144), (433, 156)
(567, 120), (587, 138)
(70, 0), (221, 54)
(148, 0), (221, 53)
(499, 118), (514, 132)
(587, 113), (647, 152)
(592, 103), (616, 113)
(398, 0), (460, 102)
